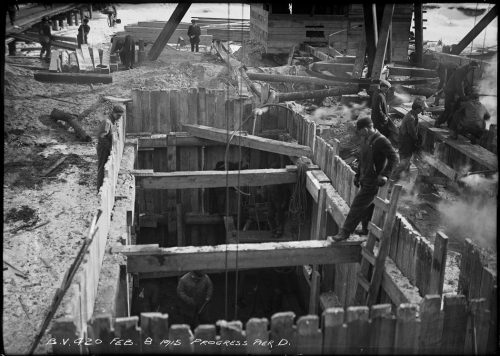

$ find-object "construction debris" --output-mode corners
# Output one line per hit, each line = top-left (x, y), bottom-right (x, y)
(50, 108), (92, 141)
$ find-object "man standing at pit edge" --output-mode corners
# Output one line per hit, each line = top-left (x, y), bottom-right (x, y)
(331, 117), (398, 241)
(188, 19), (201, 52)
(96, 105), (124, 193)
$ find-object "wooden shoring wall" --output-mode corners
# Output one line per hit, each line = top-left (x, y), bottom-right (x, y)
(52, 295), (496, 355)
(50, 110), (127, 347)
(283, 104), (448, 303)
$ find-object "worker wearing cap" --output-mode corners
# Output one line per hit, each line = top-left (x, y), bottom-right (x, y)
(332, 117), (399, 241)
(392, 98), (426, 181)
(435, 61), (478, 128)
(77, 18), (90, 48)
(187, 19), (201, 52)
(38, 17), (53, 61)
(177, 271), (213, 327)
(449, 88), (490, 144)
(96, 105), (124, 192)
(371, 79), (397, 144)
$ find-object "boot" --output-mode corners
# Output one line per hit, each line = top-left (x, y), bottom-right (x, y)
(355, 226), (369, 236)
(331, 228), (350, 242)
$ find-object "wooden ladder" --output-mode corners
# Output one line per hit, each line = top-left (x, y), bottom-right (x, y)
(354, 183), (402, 306)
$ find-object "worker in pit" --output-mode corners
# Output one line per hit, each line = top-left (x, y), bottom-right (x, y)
(391, 98), (426, 181)
(77, 18), (90, 48)
(187, 19), (201, 52)
(38, 17), (53, 61)
(371, 79), (398, 145)
(177, 271), (213, 327)
(435, 61), (478, 128)
(432, 59), (458, 106)
(96, 105), (124, 192)
(332, 117), (399, 241)
(449, 88), (490, 144)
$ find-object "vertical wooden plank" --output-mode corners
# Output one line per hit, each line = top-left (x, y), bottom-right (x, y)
(394, 304), (420, 355)
(486, 285), (497, 354)
(140, 90), (151, 132)
(169, 89), (180, 132)
(150, 90), (161, 134)
(193, 325), (219, 354)
(233, 97), (243, 131)
(50, 318), (82, 354)
(88, 315), (115, 354)
(297, 315), (322, 355)
(421, 240), (433, 296)
(463, 298), (490, 355)
(140, 313), (169, 354)
(441, 295), (468, 354)
(308, 270), (321, 315)
(113, 316), (142, 353)
(129, 89), (141, 133)
(346, 306), (370, 354)
(418, 295), (443, 354)
(270, 312), (296, 355)
(159, 89), (171, 134)
(176, 203), (184, 246)
(168, 324), (194, 353)
(246, 318), (270, 355)
(429, 231), (449, 295)
(198, 87), (207, 125)
(308, 122), (316, 151)
(205, 90), (216, 128)
(369, 304), (396, 354)
(468, 246), (484, 300)
(479, 267), (496, 306)
(458, 238), (474, 297)
(214, 90), (226, 129)
(397, 222), (407, 277)
(166, 134), (177, 244)
(322, 308), (346, 354)
(408, 231), (418, 286)
(219, 320), (246, 355)
(179, 88), (190, 127)
(188, 87), (198, 125)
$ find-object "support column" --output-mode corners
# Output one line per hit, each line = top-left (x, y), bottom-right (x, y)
(52, 19), (59, 31)
(8, 41), (17, 56)
(74, 11), (79, 26)
(67, 12), (74, 26)
(414, 3), (423, 66)
(58, 18), (64, 29)
(80, 8), (85, 22)
(370, 4), (395, 80)
(88, 4), (93, 19)
(363, 3), (378, 78)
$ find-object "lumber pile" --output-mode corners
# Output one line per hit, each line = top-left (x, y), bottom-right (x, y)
(44, 43), (112, 75)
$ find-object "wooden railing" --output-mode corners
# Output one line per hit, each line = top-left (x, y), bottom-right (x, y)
(52, 295), (495, 354)
(50, 110), (127, 345)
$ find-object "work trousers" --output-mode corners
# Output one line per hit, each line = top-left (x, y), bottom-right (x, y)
(40, 41), (51, 59)
(342, 184), (379, 234)
(391, 154), (412, 181)
(96, 140), (111, 192)
(190, 40), (199, 52)
(435, 92), (456, 126)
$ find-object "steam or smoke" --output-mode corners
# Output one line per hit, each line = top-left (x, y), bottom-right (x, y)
(478, 55), (497, 128)
(253, 106), (270, 116)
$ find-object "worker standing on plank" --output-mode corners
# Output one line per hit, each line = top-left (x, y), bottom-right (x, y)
(449, 88), (490, 143)
(435, 61), (478, 128)
(96, 105), (124, 192)
(177, 271), (213, 328)
(433, 59), (458, 106)
(371, 79), (398, 145)
(77, 18), (90, 48)
(332, 117), (399, 241)
(188, 19), (201, 52)
(391, 98), (426, 181)
(38, 17), (53, 61)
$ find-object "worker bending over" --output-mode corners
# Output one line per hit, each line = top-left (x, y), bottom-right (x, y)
(435, 61), (478, 128)
(96, 105), (124, 192)
(449, 88), (490, 143)
(177, 271), (213, 327)
(371, 79), (398, 145)
(392, 98), (426, 181)
(332, 117), (398, 241)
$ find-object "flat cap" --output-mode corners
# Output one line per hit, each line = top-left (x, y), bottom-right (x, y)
(380, 79), (391, 88)
(356, 117), (373, 130)
(112, 105), (125, 114)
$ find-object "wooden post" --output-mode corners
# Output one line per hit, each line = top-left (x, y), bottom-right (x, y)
(219, 321), (245, 354)
(418, 295), (443, 354)
(67, 12), (73, 26)
(52, 19), (59, 31)
(270, 312), (296, 355)
(369, 304), (395, 354)
(429, 231), (448, 295)
(370, 4), (395, 80)
(394, 304), (420, 354)
(58, 18), (64, 29)
(464, 299), (490, 355)
(166, 134), (177, 244)
(80, 8), (85, 23)
(246, 318), (269, 355)
(113, 317), (142, 353)
(194, 325), (219, 354)
(458, 238), (474, 297)
(322, 308), (346, 354)
(441, 295), (468, 354)
(87, 315), (115, 354)
(8, 41), (16, 56)
(297, 315), (322, 355)
(88, 4), (93, 19)
(148, 3), (192, 60)
(352, 32), (367, 79)
(346, 306), (370, 354)
(308, 270), (321, 315)
(414, 3), (424, 66)
(168, 324), (194, 353)
(74, 11), (79, 26)
(363, 4), (378, 77)
(140, 313), (169, 354)
(176, 203), (184, 246)
(138, 39), (145, 64)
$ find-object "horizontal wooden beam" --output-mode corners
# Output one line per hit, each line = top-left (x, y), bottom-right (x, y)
(34, 72), (112, 84)
(386, 65), (437, 78)
(117, 240), (362, 273)
(306, 170), (331, 203)
(132, 168), (297, 189)
(183, 124), (313, 158)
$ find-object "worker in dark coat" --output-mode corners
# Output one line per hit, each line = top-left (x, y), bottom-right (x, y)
(39, 17), (53, 61)
(449, 88), (490, 143)
(121, 35), (135, 69)
(435, 61), (478, 128)
(177, 271), (213, 327)
(187, 19), (201, 52)
(96, 105), (124, 192)
(392, 98), (426, 181)
(77, 18), (90, 48)
(433, 60), (458, 106)
(371, 79), (397, 144)
(332, 117), (399, 241)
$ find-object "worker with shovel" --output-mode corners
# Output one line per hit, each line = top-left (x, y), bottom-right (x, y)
(449, 88), (490, 143)
(177, 271), (213, 327)
(332, 117), (399, 241)
(96, 105), (124, 192)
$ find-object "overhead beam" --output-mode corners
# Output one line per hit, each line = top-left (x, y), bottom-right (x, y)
(132, 168), (298, 189)
(451, 5), (498, 55)
(183, 124), (313, 158)
(148, 3), (191, 60)
(370, 4), (395, 80)
(414, 3), (424, 66)
(116, 240), (362, 274)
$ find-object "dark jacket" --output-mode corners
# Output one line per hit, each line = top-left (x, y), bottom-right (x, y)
(77, 24), (90, 45)
(356, 130), (399, 183)
(177, 272), (213, 308)
(437, 62), (458, 90)
(455, 99), (490, 130)
(371, 90), (389, 127)
(188, 24), (201, 42)
(398, 110), (420, 156)
(444, 64), (474, 98)
(39, 22), (53, 43)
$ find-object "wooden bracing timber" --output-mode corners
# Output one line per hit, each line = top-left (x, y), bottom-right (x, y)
(183, 123), (312, 157)
(34, 72), (112, 84)
(354, 184), (403, 306)
(370, 4), (395, 80)
(116, 240), (362, 274)
(132, 168), (297, 189)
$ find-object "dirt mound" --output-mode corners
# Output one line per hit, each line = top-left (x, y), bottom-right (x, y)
(5, 206), (37, 223)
